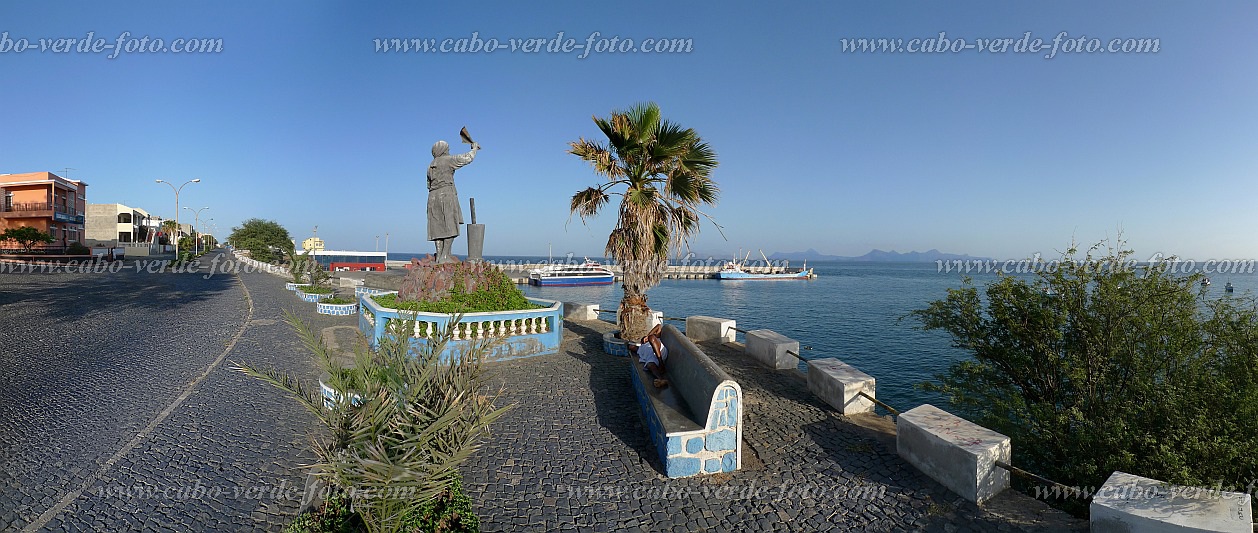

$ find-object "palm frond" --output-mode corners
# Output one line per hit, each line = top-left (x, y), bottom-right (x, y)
(569, 186), (611, 222)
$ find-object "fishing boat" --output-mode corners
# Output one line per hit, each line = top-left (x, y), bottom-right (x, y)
(716, 250), (812, 280)
(528, 258), (615, 286)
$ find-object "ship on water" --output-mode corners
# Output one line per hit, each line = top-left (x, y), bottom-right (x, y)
(528, 258), (615, 286)
(716, 250), (813, 280)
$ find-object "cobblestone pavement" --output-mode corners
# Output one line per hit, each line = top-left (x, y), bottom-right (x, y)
(460, 319), (1086, 532)
(1, 256), (1085, 531)
(0, 252), (347, 531)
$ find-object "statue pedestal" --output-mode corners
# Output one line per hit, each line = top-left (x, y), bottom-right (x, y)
(466, 224), (485, 262)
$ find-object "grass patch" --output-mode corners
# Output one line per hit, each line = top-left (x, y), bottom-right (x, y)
(300, 286), (334, 295)
(322, 297), (354, 305)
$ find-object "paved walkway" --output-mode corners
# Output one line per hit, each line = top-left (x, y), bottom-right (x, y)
(461, 319), (1085, 532)
(0, 256), (1084, 531)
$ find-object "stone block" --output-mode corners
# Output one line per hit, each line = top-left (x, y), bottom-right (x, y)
(685, 316), (736, 343)
(562, 302), (599, 321)
(617, 309), (663, 330)
(745, 329), (798, 370)
(806, 358), (876, 415)
(896, 404), (1010, 504)
(1090, 471), (1253, 533)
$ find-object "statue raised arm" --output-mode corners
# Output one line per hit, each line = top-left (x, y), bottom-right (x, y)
(427, 139), (479, 263)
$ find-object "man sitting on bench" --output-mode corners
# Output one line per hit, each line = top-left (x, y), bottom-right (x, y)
(633, 323), (669, 389)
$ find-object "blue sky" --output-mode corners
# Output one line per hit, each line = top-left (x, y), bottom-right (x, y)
(2, 1), (1255, 260)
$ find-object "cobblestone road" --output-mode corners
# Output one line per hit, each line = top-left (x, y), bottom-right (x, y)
(0, 252), (343, 531)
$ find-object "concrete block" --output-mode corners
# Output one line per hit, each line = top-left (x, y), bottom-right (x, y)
(1090, 471), (1253, 533)
(896, 404), (1010, 504)
(616, 309), (663, 330)
(685, 316), (736, 343)
(562, 302), (599, 321)
(745, 329), (798, 370)
(806, 358), (876, 415)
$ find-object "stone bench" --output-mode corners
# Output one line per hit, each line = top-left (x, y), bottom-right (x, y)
(897, 404), (1010, 504)
(1090, 471), (1253, 533)
(629, 324), (742, 478)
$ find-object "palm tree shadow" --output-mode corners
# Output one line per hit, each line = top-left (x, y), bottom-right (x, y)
(562, 320), (662, 472)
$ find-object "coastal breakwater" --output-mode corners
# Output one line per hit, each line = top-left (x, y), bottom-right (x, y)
(384, 261), (816, 283)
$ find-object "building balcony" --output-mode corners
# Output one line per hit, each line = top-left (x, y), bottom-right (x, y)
(1, 203), (84, 223)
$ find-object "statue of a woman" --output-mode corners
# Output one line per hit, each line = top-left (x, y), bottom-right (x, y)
(426, 139), (479, 263)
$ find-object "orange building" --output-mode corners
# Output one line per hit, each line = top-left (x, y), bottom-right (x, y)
(0, 172), (89, 248)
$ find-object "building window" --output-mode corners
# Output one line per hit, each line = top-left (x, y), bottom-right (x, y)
(118, 213), (132, 224)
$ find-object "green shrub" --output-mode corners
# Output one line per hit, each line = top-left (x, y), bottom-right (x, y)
(913, 240), (1258, 516)
(323, 297), (354, 305)
(300, 286), (334, 295)
(65, 242), (91, 255)
(378, 260), (537, 314)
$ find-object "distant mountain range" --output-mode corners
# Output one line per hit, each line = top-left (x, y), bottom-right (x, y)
(769, 248), (991, 262)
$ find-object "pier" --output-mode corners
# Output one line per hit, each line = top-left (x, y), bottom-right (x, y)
(384, 260), (818, 283)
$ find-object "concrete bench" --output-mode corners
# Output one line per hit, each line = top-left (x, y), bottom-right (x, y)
(897, 404), (1010, 504)
(1090, 471), (1253, 533)
(629, 324), (742, 478)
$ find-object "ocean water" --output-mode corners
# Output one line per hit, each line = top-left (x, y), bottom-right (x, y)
(387, 253), (1258, 412)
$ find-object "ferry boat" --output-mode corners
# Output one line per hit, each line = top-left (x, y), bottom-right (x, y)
(715, 250), (812, 280)
(528, 259), (615, 286)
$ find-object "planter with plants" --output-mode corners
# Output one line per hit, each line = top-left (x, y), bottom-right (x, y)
(354, 286), (391, 299)
(316, 296), (357, 316)
(286, 253), (311, 291)
(359, 257), (562, 362)
(297, 261), (335, 302)
(297, 285), (334, 302)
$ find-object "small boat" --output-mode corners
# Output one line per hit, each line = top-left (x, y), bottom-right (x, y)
(528, 259), (615, 286)
(716, 250), (812, 280)
(1202, 278), (1212, 288)
(1225, 282), (1234, 294)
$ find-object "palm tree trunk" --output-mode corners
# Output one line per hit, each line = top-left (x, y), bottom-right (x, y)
(618, 289), (651, 342)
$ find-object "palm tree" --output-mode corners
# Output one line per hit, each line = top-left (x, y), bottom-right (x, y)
(235, 312), (511, 532)
(569, 102), (720, 341)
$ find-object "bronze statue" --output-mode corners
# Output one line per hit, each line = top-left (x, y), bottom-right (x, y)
(426, 135), (479, 263)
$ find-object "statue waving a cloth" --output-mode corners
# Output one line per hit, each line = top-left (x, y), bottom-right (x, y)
(427, 132), (480, 263)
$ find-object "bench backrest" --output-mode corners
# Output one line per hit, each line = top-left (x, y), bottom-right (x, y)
(660, 324), (738, 429)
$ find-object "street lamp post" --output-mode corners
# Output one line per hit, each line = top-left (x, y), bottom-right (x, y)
(184, 206), (210, 255)
(155, 178), (200, 256)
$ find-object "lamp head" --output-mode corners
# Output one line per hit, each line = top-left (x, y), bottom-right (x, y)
(155, 179), (164, 183)
(191, 179), (201, 183)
